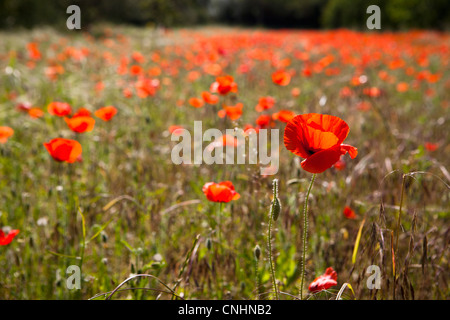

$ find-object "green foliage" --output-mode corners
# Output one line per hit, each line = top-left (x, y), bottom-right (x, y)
(1, 0), (448, 29)
(322, 0), (450, 29)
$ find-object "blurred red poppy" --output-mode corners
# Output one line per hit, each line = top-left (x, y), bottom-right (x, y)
(129, 65), (143, 76)
(255, 114), (273, 129)
(64, 116), (95, 133)
(272, 70), (291, 86)
(28, 108), (44, 119)
(343, 206), (356, 219)
(255, 96), (275, 112)
(47, 102), (72, 117)
(189, 97), (204, 108)
(168, 125), (185, 135)
(206, 134), (240, 151)
(210, 75), (237, 95)
(72, 108), (91, 118)
(424, 142), (438, 152)
(218, 103), (243, 121)
(135, 78), (160, 98)
(333, 157), (346, 171)
(94, 106), (117, 121)
(201, 91), (219, 105)
(291, 87), (301, 97)
(0, 229), (20, 246)
(0, 126), (14, 144)
(202, 181), (240, 203)
(284, 113), (357, 173)
(27, 42), (41, 60)
(272, 110), (295, 123)
(44, 138), (82, 163)
(16, 102), (32, 112)
(396, 82), (409, 92)
(308, 267), (338, 293)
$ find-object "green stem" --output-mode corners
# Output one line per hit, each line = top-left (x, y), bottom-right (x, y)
(267, 179), (280, 300)
(217, 202), (224, 254)
(254, 258), (260, 300)
(300, 173), (316, 300)
(267, 205), (278, 300)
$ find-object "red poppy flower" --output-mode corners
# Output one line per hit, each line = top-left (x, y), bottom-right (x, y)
(396, 82), (409, 92)
(308, 267), (338, 293)
(129, 65), (143, 76)
(189, 97), (204, 108)
(135, 78), (160, 98)
(343, 206), (356, 219)
(27, 42), (41, 60)
(201, 91), (219, 105)
(255, 114), (273, 129)
(255, 96), (275, 112)
(210, 75), (238, 95)
(72, 108), (91, 118)
(0, 229), (20, 246)
(168, 125), (185, 135)
(148, 67), (161, 77)
(44, 138), (82, 163)
(47, 102), (72, 117)
(284, 113), (357, 174)
(16, 102), (32, 112)
(363, 87), (382, 98)
(28, 108), (44, 119)
(218, 103), (243, 121)
(202, 181), (240, 203)
(339, 87), (353, 98)
(94, 106), (117, 121)
(64, 116), (95, 133)
(424, 142), (438, 152)
(291, 87), (301, 97)
(272, 110), (296, 123)
(123, 88), (133, 98)
(272, 70), (291, 86)
(333, 157), (346, 171)
(206, 134), (240, 152)
(0, 126), (14, 144)
(244, 124), (258, 134)
(187, 71), (201, 82)
(132, 51), (145, 64)
(356, 101), (372, 111)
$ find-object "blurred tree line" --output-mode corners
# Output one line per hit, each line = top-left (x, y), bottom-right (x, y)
(0, 0), (449, 30)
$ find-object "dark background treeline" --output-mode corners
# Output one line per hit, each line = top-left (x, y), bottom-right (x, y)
(1, 0), (449, 30)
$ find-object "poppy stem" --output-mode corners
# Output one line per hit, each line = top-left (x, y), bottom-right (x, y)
(299, 173), (316, 300)
(267, 179), (280, 300)
(217, 202), (224, 254)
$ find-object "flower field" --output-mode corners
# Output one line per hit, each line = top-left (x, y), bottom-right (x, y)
(0, 26), (448, 300)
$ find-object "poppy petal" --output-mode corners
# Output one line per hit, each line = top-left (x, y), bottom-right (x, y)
(300, 145), (342, 174)
(340, 144), (358, 159)
(299, 113), (350, 146)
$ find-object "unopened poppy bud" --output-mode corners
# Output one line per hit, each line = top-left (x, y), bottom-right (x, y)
(271, 179), (281, 221)
(272, 197), (281, 221)
(254, 244), (261, 260)
(206, 238), (212, 251)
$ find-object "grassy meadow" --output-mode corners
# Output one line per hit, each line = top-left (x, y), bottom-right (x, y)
(0, 26), (448, 300)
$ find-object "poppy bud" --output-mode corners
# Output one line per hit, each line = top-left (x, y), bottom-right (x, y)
(272, 197), (281, 222)
(271, 179), (281, 221)
(254, 244), (261, 261)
